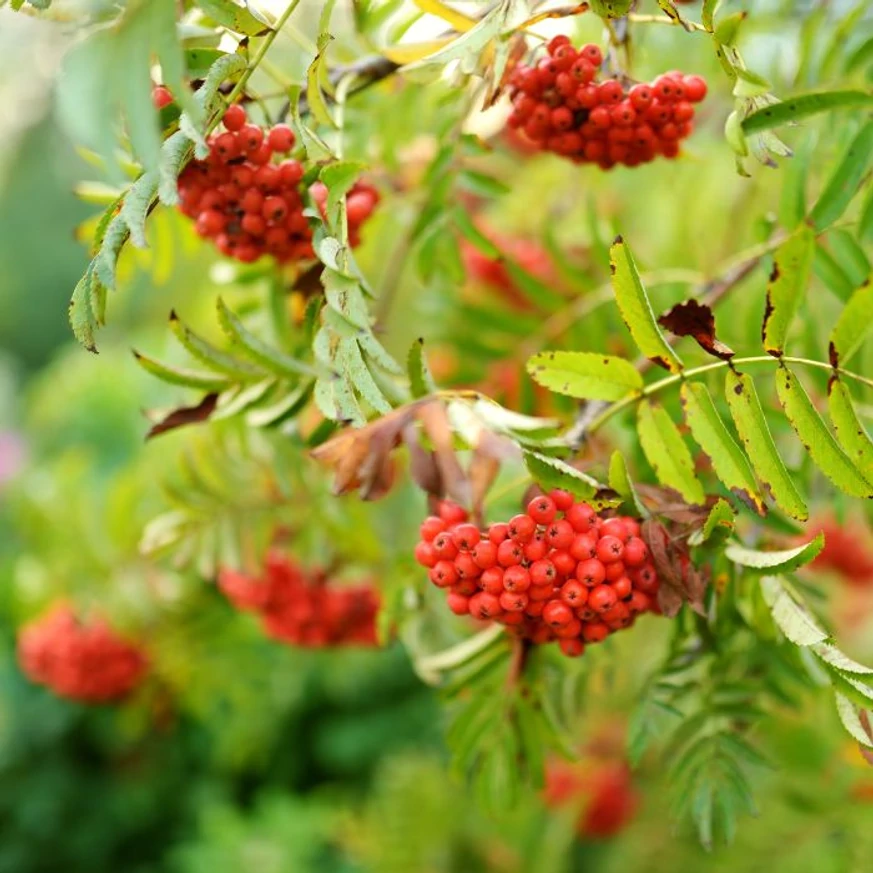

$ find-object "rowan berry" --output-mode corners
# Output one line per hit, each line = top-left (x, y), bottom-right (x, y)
(509, 514), (537, 543)
(503, 565), (532, 593)
(497, 539), (525, 567)
(452, 523), (481, 551)
(527, 495), (557, 525)
(267, 124), (295, 152)
(589, 584), (618, 613)
(543, 600), (574, 628)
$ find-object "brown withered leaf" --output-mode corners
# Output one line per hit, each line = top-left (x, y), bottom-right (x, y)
(642, 518), (707, 617)
(418, 402), (471, 506)
(658, 299), (735, 361)
(635, 483), (716, 524)
(146, 394), (218, 440)
(403, 424), (443, 497)
(470, 431), (520, 517)
(293, 263), (325, 299)
(482, 33), (528, 108)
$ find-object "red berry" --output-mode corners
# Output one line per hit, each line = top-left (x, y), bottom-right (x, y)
(223, 104), (247, 131)
(488, 523), (510, 545)
(239, 124), (264, 153)
(628, 84), (653, 110)
(452, 523), (481, 551)
(598, 80), (624, 105)
(596, 535), (625, 563)
(566, 503), (596, 533)
(589, 584), (618, 613)
(631, 564), (659, 594)
(569, 534), (597, 561)
(611, 102), (637, 127)
(570, 59), (596, 85)
(551, 550), (577, 577)
(152, 85), (173, 109)
(508, 514), (537, 543)
(603, 601), (632, 628)
(502, 610), (524, 626)
(547, 34), (572, 56)
(500, 590), (529, 612)
(683, 74), (707, 103)
(623, 537), (648, 567)
(628, 590), (653, 613)
(446, 593), (470, 615)
(549, 489), (574, 511)
(213, 132), (240, 162)
(589, 106), (612, 129)
(528, 584), (555, 602)
(497, 540), (524, 567)
(553, 618), (582, 639)
(241, 188), (265, 214)
(267, 124), (295, 152)
(577, 84), (600, 109)
(454, 553), (481, 580)
(249, 144), (274, 166)
(673, 101), (695, 123)
(480, 567), (505, 595)
(559, 638), (585, 657)
(469, 592), (502, 620)
(604, 560), (626, 582)
(472, 541), (498, 570)
(580, 44), (603, 67)
(278, 160), (304, 187)
(526, 600), (546, 617)
(503, 565), (532, 593)
(254, 165), (280, 192)
(429, 561), (457, 588)
(545, 520), (574, 550)
(530, 560), (558, 587)
(582, 621), (610, 643)
(523, 535), (549, 563)
(560, 580), (589, 607)
(432, 532), (459, 560)
(543, 600), (574, 628)
(195, 209), (226, 236)
(611, 575), (633, 600)
(414, 541), (438, 568)
(420, 517), (445, 542)
(439, 501), (468, 525)
(241, 213), (267, 236)
(262, 196), (289, 223)
(576, 558), (606, 588)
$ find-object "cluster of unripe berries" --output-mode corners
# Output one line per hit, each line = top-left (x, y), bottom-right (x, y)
(176, 104), (378, 264)
(218, 551), (380, 648)
(507, 36), (707, 169)
(17, 605), (148, 704)
(414, 492), (661, 657)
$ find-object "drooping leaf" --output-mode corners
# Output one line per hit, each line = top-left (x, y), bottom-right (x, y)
(808, 121), (873, 231)
(146, 394), (219, 439)
(761, 227), (815, 356)
(741, 90), (873, 134)
(608, 450), (647, 517)
(609, 237), (683, 372)
(169, 310), (266, 381)
(523, 451), (617, 508)
(526, 351), (643, 401)
(120, 171), (158, 248)
(158, 131), (192, 206)
(725, 369), (808, 520)
(775, 366), (873, 498)
(689, 498), (735, 546)
(133, 350), (233, 391)
(829, 276), (873, 367)
(726, 535), (824, 575)
(407, 339), (437, 399)
(306, 34), (338, 130)
(636, 400), (706, 505)
(828, 379), (873, 472)
(680, 382), (765, 514)
(760, 576), (829, 646)
(834, 694), (873, 748)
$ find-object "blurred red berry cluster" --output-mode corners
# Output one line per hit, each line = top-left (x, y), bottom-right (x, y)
(507, 37), (707, 169)
(414, 493), (662, 657)
(17, 605), (148, 704)
(809, 517), (873, 587)
(177, 103), (378, 264)
(218, 551), (380, 648)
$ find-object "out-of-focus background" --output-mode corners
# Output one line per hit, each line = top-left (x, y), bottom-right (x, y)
(2, 1), (873, 871)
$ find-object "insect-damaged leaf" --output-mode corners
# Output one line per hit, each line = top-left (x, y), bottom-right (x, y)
(775, 367), (873, 499)
(658, 299), (734, 361)
(609, 237), (683, 372)
(761, 227), (815, 357)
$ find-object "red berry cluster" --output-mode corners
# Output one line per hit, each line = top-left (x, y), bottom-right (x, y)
(506, 36), (707, 169)
(414, 492), (661, 657)
(17, 605), (148, 704)
(177, 104), (378, 264)
(218, 551), (380, 648)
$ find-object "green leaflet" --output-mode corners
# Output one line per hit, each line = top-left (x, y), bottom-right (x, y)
(407, 339), (437, 399)
(169, 311), (266, 381)
(321, 161), (366, 218)
(689, 499), (735, 547)
(132, 350), (232, 391)
(834, 694), (873, 748)
(608, 450), (647, 517)
(215, 298), (320, 379)
(814, 243), (856, 302)
(680, 382), (765, 514)
(775, 367), (873, 498)
(725, 369), (808, 520)
(609, 237), (682, 372)
(829, 275), (873, 367)
(808, 121), (873, 231)
(828, 379), (873, 472)
(338, 338), (392, 414)
(527, 351), (643, 401)
(741, 90), (873, 134)
(158, 131), (193, 206)
(523, 451), (617, 508)
(636, 400), (706, 504)
(120, 171), (158, 248)
(761, 227), (815, 356)
(726, 535), (824, 575)
(193, 0), (271, 35)
(760, 576), (829, 646)
(69, 267), (104, 354)
(452, 207), (501, 258)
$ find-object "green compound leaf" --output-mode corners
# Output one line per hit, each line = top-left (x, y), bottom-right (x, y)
(828, 379), (873, 473)
(775, 367), (873, 499)
(609, 237), (682, 372)
(527, 351), (643, 401)
(725, 369), (808, 520)
(169, 310), (266, 381)
(760, 576), (829, 646)
(829, 276), (873, 368)
(132, 350), (233, 391)
(636, 400), (706, 505)
(761, 227), (815, 357)
(741, 90), (873, 134)
(680, 382), (765, 515)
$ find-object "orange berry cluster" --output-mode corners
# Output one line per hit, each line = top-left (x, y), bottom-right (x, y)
(218, 551), (380, 648)
(17, 605), (148, 704)
(177, 104), (378, 264)
(507, 36), (707, 169)
(414, 492), (661, 657)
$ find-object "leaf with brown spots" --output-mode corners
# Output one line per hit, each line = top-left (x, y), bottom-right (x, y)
(146, 394), (218, 439)
(658, 299), (734, 361)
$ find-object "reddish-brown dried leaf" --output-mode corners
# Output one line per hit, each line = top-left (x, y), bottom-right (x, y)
(658, 299), (735, 361)
(404, 424), (443, 497)
(642, 518), (707, 617)
(146, 393), (218, 439)
(469, 431), (518, 517)
(418, 402), (471, 507)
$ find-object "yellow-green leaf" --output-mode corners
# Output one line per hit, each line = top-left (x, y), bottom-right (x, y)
(762, 226), (815, 356)
(742, 90), (873, 134)
(636, 400), (706, 504)
(726, 535), (824, 575)
(828, 378), (873, 473)
(829, 275), (873, 367)
(526, 351), (643, 401)
(775, 367), (873, 498)
(609, 237), (682, 372)
(725, 369), (808, 520)
(680, 382), (765, 514)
